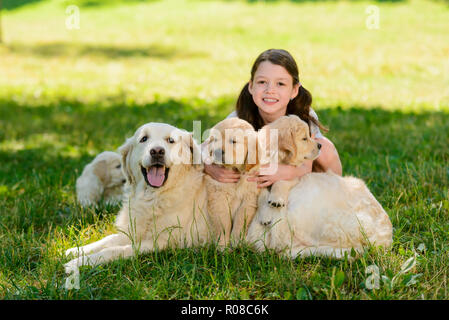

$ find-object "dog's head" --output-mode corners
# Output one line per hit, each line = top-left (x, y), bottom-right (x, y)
(203, 118), (258, 172)
(119, 123), (199, 190)
(262, 115), (321, 166)
(92, 151), (126, 189)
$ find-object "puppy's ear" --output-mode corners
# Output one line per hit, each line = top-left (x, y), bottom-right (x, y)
(93, 159), (109, 184)
(118, 138), (135, 185)
(290, 120), (312, 165)
(278, 127), (297, 164)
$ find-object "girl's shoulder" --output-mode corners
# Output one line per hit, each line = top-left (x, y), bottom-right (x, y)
(226, 111), (238, 119)
(308, 108), (324, 138)
(309, 107), (319, 121)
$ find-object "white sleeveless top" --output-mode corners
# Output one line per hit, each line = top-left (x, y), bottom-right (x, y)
(225, 108), (324, 139)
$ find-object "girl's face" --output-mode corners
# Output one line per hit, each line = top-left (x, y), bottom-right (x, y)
(248, 61), (299, 124)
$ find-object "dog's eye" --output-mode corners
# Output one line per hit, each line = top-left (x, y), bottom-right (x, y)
(229, 139), (236, 144)
(140, 136), (148, 143)
(302, 138), (307, 141)
(167, 137), (175, 144)
(116, 164), (121, 169)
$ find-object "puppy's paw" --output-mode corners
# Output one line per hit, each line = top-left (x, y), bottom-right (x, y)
(257, 210), (274, 227)
(267, 194), (286, 208)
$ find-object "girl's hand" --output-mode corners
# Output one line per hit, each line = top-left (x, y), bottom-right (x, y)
(204, 164), (240, 183)
(247, 162), (312, 188)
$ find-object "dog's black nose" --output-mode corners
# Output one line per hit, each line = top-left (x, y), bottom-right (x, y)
(150, 147), (165, 156)
(317, 143), (322, 150)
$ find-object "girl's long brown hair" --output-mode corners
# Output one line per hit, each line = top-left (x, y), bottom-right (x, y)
(236, 49), (328, 133)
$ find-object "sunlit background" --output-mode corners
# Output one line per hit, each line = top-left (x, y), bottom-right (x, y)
(1, 0), (448, 110)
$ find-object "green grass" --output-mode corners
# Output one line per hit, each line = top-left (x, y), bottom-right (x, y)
(0, 0), (448, 299)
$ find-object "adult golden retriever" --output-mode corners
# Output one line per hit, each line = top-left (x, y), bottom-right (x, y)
(247, 117), (393, 259)
(65, 122), (215, 269)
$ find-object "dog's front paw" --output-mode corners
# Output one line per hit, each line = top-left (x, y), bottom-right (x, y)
(267, 194), (286, 208)
(64, 257), (83, 274)
(64, 255), (94, 272)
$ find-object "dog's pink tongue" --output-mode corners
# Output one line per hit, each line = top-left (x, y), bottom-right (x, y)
(148, 166), (165, 187)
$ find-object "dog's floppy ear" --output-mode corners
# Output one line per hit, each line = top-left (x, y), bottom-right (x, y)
(278, 126), (297, 164)
(118, 138), (135, 185)
(93, 159), (109, 184)
(290, 118), (312, 165)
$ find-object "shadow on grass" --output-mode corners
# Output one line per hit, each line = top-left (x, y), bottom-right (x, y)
(72, 0), (159, 7)
(2, 0), (45, 11)
(227, 0), (406, 3)
(0, 98), (448, 300)
(0, 97), (448, 231)
(5, 42), (207, 60)
(1, 0), (159, 10)
(0, 97), (234, 232)
(1, 98), (448, 175)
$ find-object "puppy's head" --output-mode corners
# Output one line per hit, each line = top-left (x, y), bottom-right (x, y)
(203, 118), (258, 172)
(263, 115), (321, 166)
(92, 151), (126, 189)
(119, 123), (198, 189)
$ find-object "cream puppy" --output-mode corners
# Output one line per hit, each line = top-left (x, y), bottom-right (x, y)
(76, 151), (126, 207)
(258, 115), (321, 211)
(247, 119), (393, 259)
(203, 118), (260, 247)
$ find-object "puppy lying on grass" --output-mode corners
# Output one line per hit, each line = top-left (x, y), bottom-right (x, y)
(76, 151), (126, 207)
(247, 117), (393, 259)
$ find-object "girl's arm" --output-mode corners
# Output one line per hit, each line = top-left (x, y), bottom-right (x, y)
(247, 161), (312, 188)
(314, 136), (342, 176)
(204, 164), (240, 183)
(202, 140), (240, 183)
(247, 135), (342, 188)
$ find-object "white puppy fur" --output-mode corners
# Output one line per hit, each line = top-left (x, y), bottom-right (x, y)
(76, 151), (126, 207)
(65, 123), (215, 270)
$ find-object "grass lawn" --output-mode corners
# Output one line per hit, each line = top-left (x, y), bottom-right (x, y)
(0, 0), (448, 299)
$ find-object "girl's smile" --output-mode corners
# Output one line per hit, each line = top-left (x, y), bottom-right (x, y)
(262, 97), (279, 105)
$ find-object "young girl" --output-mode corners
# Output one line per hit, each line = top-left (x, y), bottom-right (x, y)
(204, 49), (342, 187)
